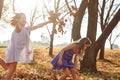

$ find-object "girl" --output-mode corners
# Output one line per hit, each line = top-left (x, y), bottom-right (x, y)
(0, 13), (53, 80)
(51, 37), (92, 80)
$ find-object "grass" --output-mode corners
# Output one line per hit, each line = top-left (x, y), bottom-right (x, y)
(0, 47), (120, 80)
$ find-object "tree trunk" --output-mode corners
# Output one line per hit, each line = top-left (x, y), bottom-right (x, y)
(97, 8), (120, 49)
(80, 0), (98, 72)
(98, 0), (105, 60)
(80, 8), (120, 72)
(49, 24), (56, 57)
(99, 41), (105, 59)
(49, 36), (54, 57)
(49, 0), (60, 57)
(80, 43), (98, 72)
(87, 0), (98, 43)
(110, 44), (113, 50)
(0, 0), (4, 18)
(72, 0), (88, 41)
(99, 0), (115, 59)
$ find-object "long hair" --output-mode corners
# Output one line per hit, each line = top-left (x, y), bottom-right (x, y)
(77, 37), (92, 50)
(10, 13), (25, 26)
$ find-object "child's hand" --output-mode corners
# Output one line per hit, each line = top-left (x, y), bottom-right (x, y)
(57, 59), (62, 66)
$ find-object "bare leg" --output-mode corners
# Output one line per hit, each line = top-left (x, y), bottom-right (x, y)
(5, 62), (17, 80)
(50, 72), (58, 80)
(59, 68), (70, 80)
(50, 69), (58, 80)
(0, 58), (10, 70)
(69, 68), (79, 80)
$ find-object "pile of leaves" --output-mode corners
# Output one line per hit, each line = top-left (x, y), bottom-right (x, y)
(0, 47), (120, 80)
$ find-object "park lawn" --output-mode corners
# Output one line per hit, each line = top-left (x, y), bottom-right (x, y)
(0, 47), (120, 80)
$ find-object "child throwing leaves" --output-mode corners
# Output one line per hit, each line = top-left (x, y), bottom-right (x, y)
(0, 13), (54, 80)
(51, 37), (92, 80)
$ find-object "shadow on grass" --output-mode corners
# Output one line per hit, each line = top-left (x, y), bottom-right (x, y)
(79, 70), (120, 80)
(80, 59), (120, 80)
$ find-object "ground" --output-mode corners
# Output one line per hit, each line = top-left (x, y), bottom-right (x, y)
(0, 47), (120, 80)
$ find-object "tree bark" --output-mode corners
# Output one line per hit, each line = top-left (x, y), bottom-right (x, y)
(110, 44), (113, 50)
(49, 24), (56, 57)
(99, 0), (106, 60)
(99, 41), (105, 59)
(0, 0), (4, 18)
(80, 0), (98, 72)
(49, 36), (54, 57)
(49, 0), (60, 57)
(87, 0), (98, 43)
(80, 43), (98, 72)
(72, 0), (88, 41)
(80, 8), (120, 72)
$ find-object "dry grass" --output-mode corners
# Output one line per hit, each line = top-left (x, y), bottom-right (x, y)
(0, 47), (120, 80)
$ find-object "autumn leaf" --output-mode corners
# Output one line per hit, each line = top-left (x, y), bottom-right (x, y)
(48, 10), (60, 23)
(52, 28), (57, 34)
(70, 6), (80, 16)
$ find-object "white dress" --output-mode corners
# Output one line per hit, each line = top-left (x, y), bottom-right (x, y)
(6, 27), (33, 63)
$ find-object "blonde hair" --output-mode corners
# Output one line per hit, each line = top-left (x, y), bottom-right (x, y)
(10, 13), (25, 26)
(74, 37), (91, 60)
(75, 37), (92, 49)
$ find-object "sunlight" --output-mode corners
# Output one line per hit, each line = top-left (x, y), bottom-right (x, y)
(14, 0), (41, 14)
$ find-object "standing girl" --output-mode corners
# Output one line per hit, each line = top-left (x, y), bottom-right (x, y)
(51, 37), (92, 80)
(0, 13), (53, 80)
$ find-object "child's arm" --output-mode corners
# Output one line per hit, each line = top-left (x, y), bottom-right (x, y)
(28, 21), (52, 31)
(57, 43), (77, 66)
(74, 54), (78, 69)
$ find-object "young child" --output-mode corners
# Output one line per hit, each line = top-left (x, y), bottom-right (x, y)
(0, 13), (53, 80)
(51, 37), (92, 80)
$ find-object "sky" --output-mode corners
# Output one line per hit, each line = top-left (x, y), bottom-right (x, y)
(0, 0), (120, 48)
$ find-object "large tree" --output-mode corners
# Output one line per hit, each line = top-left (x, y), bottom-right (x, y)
(0, 0), (4, 18)
(98, 0), (120, 59)
(67, 0), (120, 72)
(80, 0), (98, 72)
(80, 8), (120, 72)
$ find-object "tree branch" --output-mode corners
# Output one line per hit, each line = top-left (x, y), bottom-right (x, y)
(104, 0), (115, 25)
(65, 0), (72, 12)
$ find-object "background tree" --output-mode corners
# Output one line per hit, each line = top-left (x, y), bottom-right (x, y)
(1, 0), (16, 22)
(108, 31), (120, 49)
(11, 0), (15, 13)
(49, 0), (60, 57)
(0, 0), (4, 18)
(98, 0), (120, 59)
(65, 0), (88, 41)
(42, 0), (61, 57)
(43, 0), (72, 57)
(29, 0), (40, 26)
